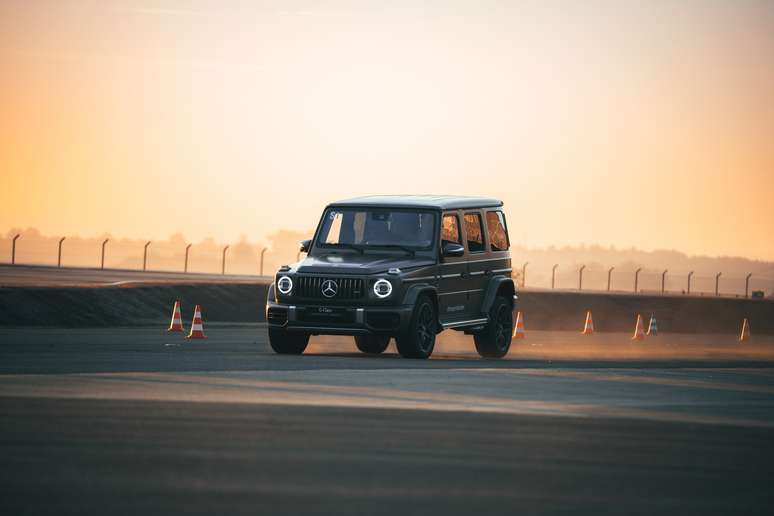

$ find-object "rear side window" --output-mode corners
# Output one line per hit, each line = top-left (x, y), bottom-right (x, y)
(464, 213), (485, 253)
(486, 211), (509, 251)
(441, 214), (461, 245)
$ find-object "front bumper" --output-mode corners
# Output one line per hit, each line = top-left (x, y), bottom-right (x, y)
(266, 301), (413, 335)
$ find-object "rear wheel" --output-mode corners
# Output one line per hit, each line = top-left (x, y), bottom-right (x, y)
(474, 296), (513, 358)
(354, 335), (390, 354)
(268, 328), (309, 355)
(396, 296), (437, 359)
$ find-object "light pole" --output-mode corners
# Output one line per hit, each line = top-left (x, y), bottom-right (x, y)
(551, 264), (558, 289)
(521, 262), (529, 288)
(260, 247), (267, 276)
(607, 267), (615, 291)
(687, 271), (694, 294)
(57, 237), (66, 267)
(578, 265), (585, 291)
(634, 268), (642, 294)
(661, 269), (668, 295)
(745, 273), (752, 298)
(143, 241), (151, 271)
(715, 272), (722, 296)
(11, 234), (20, 265)
(184, 244), (192, 273)
(101, 239), (109, 270)
(222, 245), (230, 275)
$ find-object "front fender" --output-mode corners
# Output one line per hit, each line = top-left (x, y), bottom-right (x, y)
(401, 284), (438, 307)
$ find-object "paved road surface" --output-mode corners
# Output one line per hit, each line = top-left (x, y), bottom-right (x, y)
(0, 264), (272, 287)
(1, 327), (773, 515)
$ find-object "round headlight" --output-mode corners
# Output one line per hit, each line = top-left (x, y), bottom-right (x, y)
(373, 279), (392, 298)
(277, 275), (293, 295)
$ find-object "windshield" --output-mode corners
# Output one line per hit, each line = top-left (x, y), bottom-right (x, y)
(316, 208), (436, 251)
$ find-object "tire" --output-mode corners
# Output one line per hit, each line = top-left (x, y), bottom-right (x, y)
(396, 295), (437, 359)
(474, 296), (513, 358)
(354, 335), (390, 354)
(268, 327), (310, 355)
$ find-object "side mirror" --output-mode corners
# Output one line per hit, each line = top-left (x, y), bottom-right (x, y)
(299, 239), (312, 253)
(442, 242), (465, 258)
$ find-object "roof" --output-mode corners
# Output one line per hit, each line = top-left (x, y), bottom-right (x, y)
(328, 195), (503, 210)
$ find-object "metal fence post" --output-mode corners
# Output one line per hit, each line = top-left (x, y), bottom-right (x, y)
(607, 267), (614, 291)
(661, 269), (668, 295)
(551, 264), (558, 289)
(57, 237), (66, 267)
(521, 262), (529, 288)
(687, 271), (694, 294)
(101, 239), (109, 269)
(11, 234), (20, 265)
(634, 268), (642, 294)
(222, 245), (229, 275)
(143, 241), (151, 271)
(715, 272), (722, 296)
(578, 265), (585, 291)
(745, 273), (752, 298)
(184, 243), (192, 273)
(260, 247), (267, 276)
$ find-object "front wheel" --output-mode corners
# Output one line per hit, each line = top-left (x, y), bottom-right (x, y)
(354, 335), (390, 354)
(268, 328), (310, 355)
(474, 296), (513, 358)
(396, 296), (437, 359)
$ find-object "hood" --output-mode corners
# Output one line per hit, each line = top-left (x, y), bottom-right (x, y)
(295, 253), (435, 275)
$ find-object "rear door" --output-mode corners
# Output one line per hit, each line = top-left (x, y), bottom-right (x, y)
(462, 211), (488, 315)
(437, 212), (468, 321)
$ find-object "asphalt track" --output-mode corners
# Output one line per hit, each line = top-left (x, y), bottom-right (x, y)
(0, 264), (271, 287)
(1, 327), (774, 515)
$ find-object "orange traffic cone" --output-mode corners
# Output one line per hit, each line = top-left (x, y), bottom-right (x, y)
(582, 311), (594, 334)
(631, 314), (645, 341)
(512, 311), (526, 339)
(186, 304), (207, 339)
(740, 318), (751, 342)
(168, 300), (184, 332)
(646, 314), (658, 336)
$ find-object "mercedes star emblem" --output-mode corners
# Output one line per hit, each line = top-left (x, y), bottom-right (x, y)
(321, 279), (338, 298)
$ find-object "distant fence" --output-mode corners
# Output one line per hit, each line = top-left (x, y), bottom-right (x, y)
(0, 233), (306, 277)
(515, 262), (774, 299)
(2, 233), (773, 299)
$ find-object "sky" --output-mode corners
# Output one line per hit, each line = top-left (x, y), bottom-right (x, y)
(1, 0), (773, 260)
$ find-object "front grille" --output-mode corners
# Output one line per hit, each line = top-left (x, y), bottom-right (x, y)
(295, 276), (365, 301)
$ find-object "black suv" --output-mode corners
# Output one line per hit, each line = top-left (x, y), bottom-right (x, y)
(266, 195), (516, 359)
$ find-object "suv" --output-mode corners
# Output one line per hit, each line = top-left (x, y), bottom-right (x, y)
(266, 195), (516, 359)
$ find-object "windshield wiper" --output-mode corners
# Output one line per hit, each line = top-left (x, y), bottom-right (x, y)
(327, 243), (365, 254)
(367, 244), (416, 257)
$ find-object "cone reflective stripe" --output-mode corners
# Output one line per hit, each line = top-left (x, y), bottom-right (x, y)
(186, 304), (206, 339)
(168, 301), (184, 332)
(646, 314), (658, 336)
(740, 318), (751, 342)
(512, 311), (526, 339)
(631, 314), (645, 341)
(582, 311), (594, 334)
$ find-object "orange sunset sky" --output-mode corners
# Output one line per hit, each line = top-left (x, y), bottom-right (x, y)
(1, 1), (773, 260)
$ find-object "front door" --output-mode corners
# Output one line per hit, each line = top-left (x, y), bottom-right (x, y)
(437, 212), (468, 321)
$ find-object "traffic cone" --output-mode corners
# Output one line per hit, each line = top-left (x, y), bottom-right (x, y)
(186, 304), (207, 339)
(168, 300), (184, 332)
(631, 314), (645, 341)
(740, 318), (751, 342)
(512, 311), (526, 339)
(646, 314), (658, 336)
(581, 311), (594, 334)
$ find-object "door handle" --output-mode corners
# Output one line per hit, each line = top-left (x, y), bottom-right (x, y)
(461, 271), (469, 279)
(484, 270), (493, 276)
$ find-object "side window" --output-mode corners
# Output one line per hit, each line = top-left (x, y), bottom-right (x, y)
(486, 211), (509, 251)
(441, 214), (461, 245)
(464, 213), (485, 253)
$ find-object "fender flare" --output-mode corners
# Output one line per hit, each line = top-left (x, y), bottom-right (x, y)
(479, 276), (516, 315)
(401, 284), (438, 308)
(266, 283), (276, 303)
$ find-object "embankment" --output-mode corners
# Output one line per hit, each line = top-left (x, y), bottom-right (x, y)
(0, 283), (771, 333)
